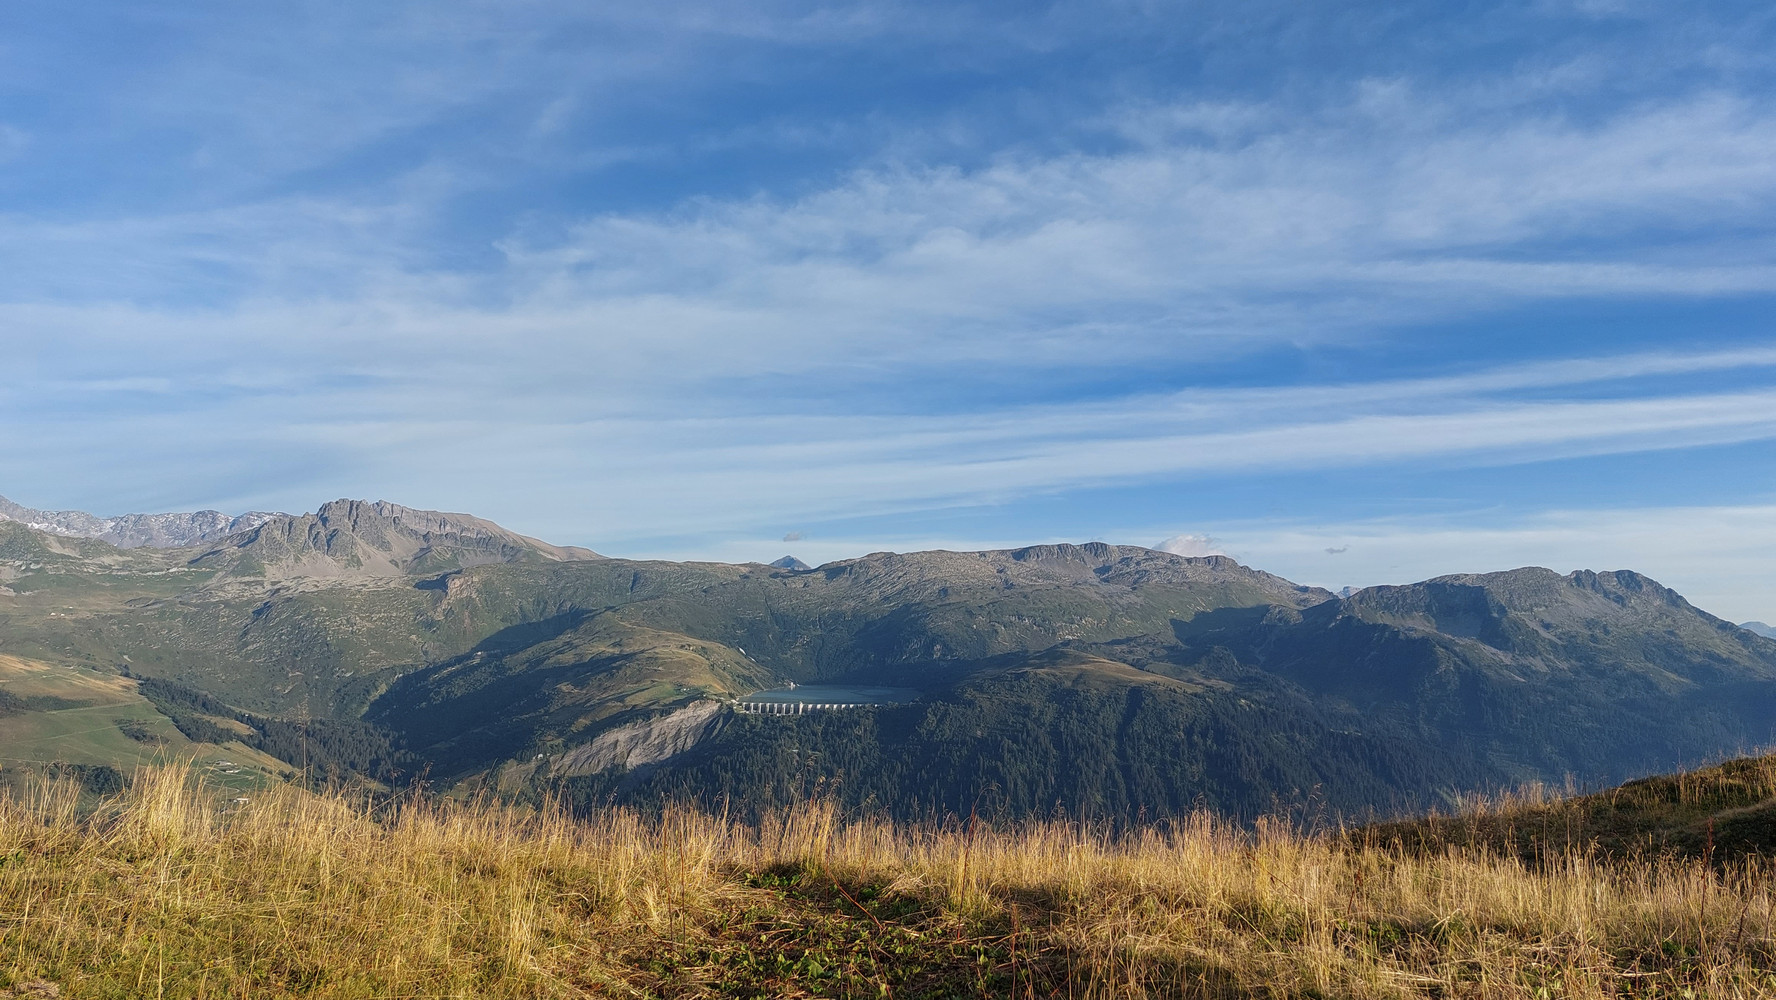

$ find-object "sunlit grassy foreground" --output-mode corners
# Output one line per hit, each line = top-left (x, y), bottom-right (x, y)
(0, 767), (1771, 998)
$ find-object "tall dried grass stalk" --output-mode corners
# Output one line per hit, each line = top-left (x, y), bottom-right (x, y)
(0, 764), (1767, 997)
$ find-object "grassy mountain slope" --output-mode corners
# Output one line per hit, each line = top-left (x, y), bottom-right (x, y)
(0, 653), (284, 794)
(4, 521), (1347, 802)
(373, 612), (775, 778)
(0, 502), (610, 716)
(1164, 568), (1776, 786)
(1369, 751), (1776, 866)
(369, 544), (1335, 783)
(561, 646), (1488, 823)
(506, 565), (1776, 824)
(0, 762), (1770, 999)
(8, 505), (1776, 824)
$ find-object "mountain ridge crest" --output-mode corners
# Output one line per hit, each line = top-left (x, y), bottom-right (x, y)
(190, 498), (602, 580)
(0, 493), (286, 548)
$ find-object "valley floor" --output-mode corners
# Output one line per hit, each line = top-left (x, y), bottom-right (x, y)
(0, 766), (1770, 999)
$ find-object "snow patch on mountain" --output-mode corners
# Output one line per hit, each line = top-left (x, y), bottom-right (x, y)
(0, 494), (287, 548)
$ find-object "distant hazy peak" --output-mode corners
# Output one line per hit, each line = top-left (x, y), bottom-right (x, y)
(807, 541), (1333, 609)
(768, 555), (812, 571)
(1743, 621), (1776, 639)
(0, 493), (285, 548)
(1325, 566), (1738, 653)
(1395, 566), (1689, 608)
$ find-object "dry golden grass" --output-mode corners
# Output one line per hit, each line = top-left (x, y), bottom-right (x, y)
(1370, 755), (1776, 870)
(0, 764), (1770, 998)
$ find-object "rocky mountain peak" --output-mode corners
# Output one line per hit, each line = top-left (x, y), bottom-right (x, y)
(191, 499), (601, 581)
(0, 493), (286, 548)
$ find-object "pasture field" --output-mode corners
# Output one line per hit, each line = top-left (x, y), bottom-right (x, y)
(0, 655), (283, 794)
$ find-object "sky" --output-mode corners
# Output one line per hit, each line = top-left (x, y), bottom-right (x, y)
(3, 1), (1776, 621)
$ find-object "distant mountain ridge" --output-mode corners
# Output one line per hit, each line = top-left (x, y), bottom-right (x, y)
(189, 499), (603, 581)
(553, 561), (1776, 820)
(0, 495), (602, 582)
(1163, 566), (1776, 782)
(1744, 621), (1776, 638)
(3, 497), (1776, 825)
(0, 494), (285, 548)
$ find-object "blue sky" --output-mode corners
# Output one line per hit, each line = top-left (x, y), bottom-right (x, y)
(4, 1), (1776, 620)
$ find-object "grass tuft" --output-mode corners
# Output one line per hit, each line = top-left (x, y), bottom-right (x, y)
(0, 762), (1771, 997)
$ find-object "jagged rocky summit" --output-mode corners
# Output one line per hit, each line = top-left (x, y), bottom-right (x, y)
(188, 499), (602, 579)
(0, 493), (285, 548)
(0, 494), (602, 581)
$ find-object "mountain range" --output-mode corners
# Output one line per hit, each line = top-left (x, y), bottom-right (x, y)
(0, 493), (287, 548)
(2, 495), (1774, 823)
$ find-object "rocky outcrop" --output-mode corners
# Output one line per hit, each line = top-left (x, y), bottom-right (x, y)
(552, 701), (728, 777)
(189, 499), (602, 580)
(0, 494), (283, 548)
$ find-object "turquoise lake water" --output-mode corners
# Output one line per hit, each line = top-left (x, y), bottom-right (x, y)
(737, 685), (921, 705)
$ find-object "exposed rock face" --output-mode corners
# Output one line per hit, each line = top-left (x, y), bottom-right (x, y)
(0, 494), (284, 548)
(552, 700), (729, 777)
(190, 499), (602, 580)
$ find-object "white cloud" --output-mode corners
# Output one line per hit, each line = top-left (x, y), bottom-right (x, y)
(9, 87), (1776, 381)
(1202, 504), (1776, 625)
(1155, 534), (1225, 557)
(454, 90), (1776, 383)
(10, 335), (1774, 549)
(2, 16), (1775, 610)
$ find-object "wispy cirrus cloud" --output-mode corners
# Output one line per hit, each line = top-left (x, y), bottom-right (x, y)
(10, 88), (1776, 387)
(2, 0), (1775, 606)
(474, 90), (1776, 379)
(6, 340), (1775, 546)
